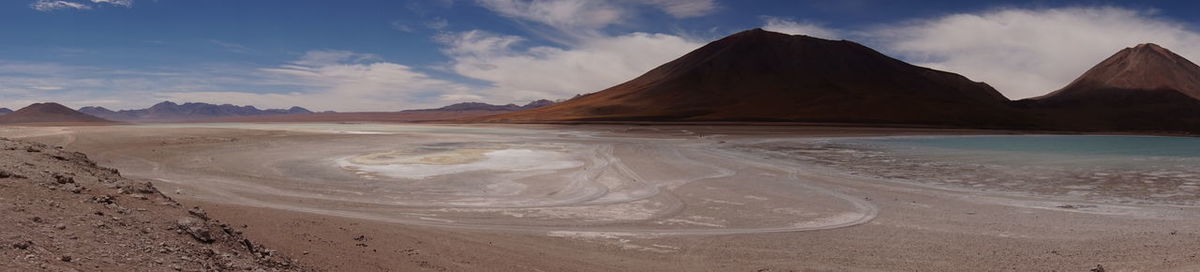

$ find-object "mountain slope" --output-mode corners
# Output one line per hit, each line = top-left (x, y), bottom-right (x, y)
(0, 108), (12, 115)
(0, 103), (114, 124)
(1020, 43), (1200, 132)
(81, 101), (313, 123)
(477, 29), (1027, 127)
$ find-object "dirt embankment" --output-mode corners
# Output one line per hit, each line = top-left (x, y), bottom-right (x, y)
(0, 138), (307, 271)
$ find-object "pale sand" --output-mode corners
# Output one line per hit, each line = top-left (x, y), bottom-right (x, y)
(5, 123), (1200, 271)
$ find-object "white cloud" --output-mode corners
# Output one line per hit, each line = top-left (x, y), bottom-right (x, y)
(30, 0), (132, 11)
(628, 0), (716, 18)
(0, 50), (489, 112)
(476, 0), (626, 32)
(450, 0), (713, 103)
(228, 50), (479, 111)
(438, 30), (701, 102)
(30, 0), (91, 11)
(762, 17), (839, 39)
(871, 7), (1200, 99)
(90, 0), (132, 8)
(475, 0), (716, 33)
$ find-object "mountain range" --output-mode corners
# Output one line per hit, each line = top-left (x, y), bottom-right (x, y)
(191, 99), (557, 123)
(476, 29), (1200, 133)
(417, 100), (555, 112)
(79, 101), (313, 122)
(0, 108), (12, 115)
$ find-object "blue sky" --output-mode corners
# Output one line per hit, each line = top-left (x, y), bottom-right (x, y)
(4, 0), (1200, 111)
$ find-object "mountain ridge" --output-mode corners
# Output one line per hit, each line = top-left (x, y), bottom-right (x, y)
(80, 101), (313, 123)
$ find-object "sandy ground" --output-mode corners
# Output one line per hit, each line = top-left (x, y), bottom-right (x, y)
(0, 138), (302, 272)
(4, 123), (1200, 271)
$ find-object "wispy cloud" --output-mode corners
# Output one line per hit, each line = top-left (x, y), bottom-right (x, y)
(208, 40), (251, 54)
(436, 0), (710, 104)
(761, 16), (840, 39)
(30, 0), (132, 12)
(90, 0), (132, 7)
(168, 50), (481, 111)
(629, 0), (717, 18)
(437, 30), (700, 102)
(473, 0), (717, 39)
(31, 0), (91, 11)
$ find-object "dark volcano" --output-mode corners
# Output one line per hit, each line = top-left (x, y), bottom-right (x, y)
(0, 103), (114, 124)
(477, 29), (1028, 127)
(1020, 43), (1200, 133)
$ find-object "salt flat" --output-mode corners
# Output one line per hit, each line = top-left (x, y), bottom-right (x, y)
(5, 123), (1200, 271)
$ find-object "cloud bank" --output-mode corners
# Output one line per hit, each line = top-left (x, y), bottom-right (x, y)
(438, 30), (701, 102)
(870, 7), (1200, 99)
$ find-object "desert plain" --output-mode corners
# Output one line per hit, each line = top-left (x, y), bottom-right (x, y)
(3, 123), (1198, 271)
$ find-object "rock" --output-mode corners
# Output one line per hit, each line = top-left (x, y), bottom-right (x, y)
(52, 173), (74, 184)
(60, 255), (72, 262)
(188, 207), (209, 220)
(12, 240), (32, 250)
(1091, 264), (1106, 272)
(176, 217), (215, 243)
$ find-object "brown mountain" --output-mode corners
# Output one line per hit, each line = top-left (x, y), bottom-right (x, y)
(476, 29), (1028, 127)
(1019, 43), (1200, 132)
(0, 103), (114, 124)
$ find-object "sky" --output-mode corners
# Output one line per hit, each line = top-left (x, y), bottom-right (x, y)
(4, 0), (1200, 111)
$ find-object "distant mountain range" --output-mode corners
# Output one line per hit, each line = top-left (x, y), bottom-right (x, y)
(417, 100), (555, 112)
(194, 99), (557, 123)
(0, 103), (114, 124)
(79, 101), (313, 122)
(0, 108), (12, 115)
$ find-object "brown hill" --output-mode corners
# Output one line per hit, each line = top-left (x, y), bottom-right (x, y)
(0, 103), (115, 124)
(1020, 43), (1200, 133)
(475, 29), (1029, 127)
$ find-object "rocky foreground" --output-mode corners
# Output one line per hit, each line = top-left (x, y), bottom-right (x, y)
(0, 138), (305, 271)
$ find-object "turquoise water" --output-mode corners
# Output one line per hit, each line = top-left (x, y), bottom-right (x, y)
(859, 135), (1200, 158)
(779, 135), (1200, 204)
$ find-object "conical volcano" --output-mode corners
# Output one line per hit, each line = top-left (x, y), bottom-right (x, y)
(1024, 43), (1200, 132)
(1037, 43), (1200, 102)
(477, 29), (1026, 127)
(0, 102), (114, 124)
